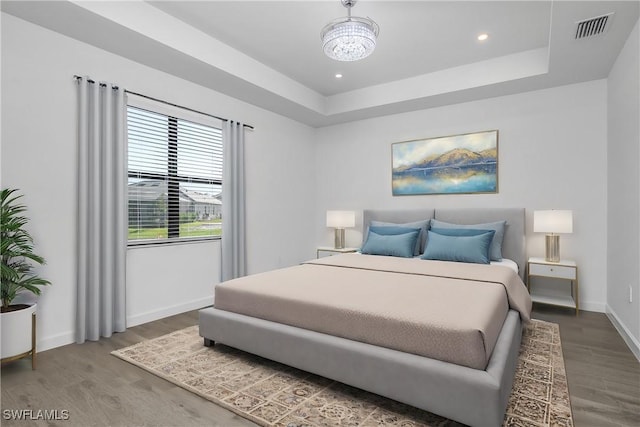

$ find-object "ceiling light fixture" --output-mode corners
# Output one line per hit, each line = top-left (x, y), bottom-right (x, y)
(477, 33), (489, 41)
(321, 0), (379, 62)
(335, 73), (343, 78)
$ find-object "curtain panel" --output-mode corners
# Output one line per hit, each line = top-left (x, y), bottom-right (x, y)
(221, 121), (247, 281)
(76, 77), (127, 343)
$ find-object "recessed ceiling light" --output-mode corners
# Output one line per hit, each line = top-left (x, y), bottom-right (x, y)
(477, 33), (489, 41)
(335, 73), (343, 79)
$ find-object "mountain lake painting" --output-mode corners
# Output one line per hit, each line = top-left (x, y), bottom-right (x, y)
(392, 130), (498, 195)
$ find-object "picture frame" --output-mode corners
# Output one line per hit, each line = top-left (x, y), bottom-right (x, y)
(391, 130), (498, 196)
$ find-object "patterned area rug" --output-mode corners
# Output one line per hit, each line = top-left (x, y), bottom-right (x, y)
(112, 320), (573, 427)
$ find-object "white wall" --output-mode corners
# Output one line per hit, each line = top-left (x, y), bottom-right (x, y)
(2, 10), (635, 354)
(126, 242), (220, 328)
(607, 19), (640, 358)
(315, 81), (608, 312)
(0, 13), (316, 351)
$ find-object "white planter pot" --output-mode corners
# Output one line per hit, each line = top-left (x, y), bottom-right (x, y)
(1, 303), (36, 359)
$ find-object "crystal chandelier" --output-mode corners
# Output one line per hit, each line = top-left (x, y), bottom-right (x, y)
(321, 0), (379, 62)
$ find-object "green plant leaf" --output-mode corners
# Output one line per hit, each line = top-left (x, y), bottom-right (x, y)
(1, 188), (50, 309)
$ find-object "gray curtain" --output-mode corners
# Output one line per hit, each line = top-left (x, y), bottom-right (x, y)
(76, 77), (127, 343)
(221, 121), (247, 281)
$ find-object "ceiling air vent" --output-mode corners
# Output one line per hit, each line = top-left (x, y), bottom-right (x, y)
(575, 13), (613, 39)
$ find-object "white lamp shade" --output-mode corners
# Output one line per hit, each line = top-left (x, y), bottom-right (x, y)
(326, 210), (355, 228)
(534, 210), (573, 234)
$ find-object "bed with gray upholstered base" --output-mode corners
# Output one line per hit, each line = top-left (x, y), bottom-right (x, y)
(199, 208), (529, 427)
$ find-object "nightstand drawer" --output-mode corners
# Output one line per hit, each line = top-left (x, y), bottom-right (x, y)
(529, 263), (576, 280)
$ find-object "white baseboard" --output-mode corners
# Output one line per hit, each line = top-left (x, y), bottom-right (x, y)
(36, 297), (212, 353)
(606, 305), (640, 362)
(38, 330), (75, 353)
(126, 296), (212, 328)
(579, 301), (606, 313)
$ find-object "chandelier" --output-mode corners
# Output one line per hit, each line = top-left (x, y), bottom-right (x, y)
(321, 0), (379, 62)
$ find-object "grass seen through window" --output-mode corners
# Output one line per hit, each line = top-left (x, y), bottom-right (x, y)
(128, 219), (221, 241)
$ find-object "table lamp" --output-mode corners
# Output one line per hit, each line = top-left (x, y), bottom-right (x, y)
(533, 210), (573, 262)
(326, 210), (355, 249)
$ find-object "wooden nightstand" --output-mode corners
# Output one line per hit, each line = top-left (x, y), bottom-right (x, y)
(527, 257), (579, 315)
(316, 246), (358, 258)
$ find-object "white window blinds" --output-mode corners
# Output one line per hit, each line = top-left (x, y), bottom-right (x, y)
(127, 103), (223, 244)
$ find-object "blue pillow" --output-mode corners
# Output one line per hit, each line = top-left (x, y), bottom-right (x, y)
(369, 225), (421, 235)
(368, 225), (422, 256)
(430, 219), (506, 261)
(361, 229), (420, 258)
(421, 230), (496, 264)
(369, 219), (430, 255)
(430, 228), (493, 237)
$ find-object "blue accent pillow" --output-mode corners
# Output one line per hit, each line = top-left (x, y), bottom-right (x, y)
(368, 225), (422, 255)
(421, 230), (496, 264)
(369, 219), (430, 255)
(430, 219), (506, 261)
(430, 228), (493, 237)
(361, 229), (420, 258)
(369, 225), (421, 235)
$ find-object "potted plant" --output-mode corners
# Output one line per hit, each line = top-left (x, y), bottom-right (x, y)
(1, 188), (50, 365)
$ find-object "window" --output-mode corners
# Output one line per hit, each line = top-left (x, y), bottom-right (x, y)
(127, 104), (223, 244)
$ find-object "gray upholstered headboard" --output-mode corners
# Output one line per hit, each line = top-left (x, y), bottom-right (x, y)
(362, 208), (526, 279)
(363, 209), (435, 226)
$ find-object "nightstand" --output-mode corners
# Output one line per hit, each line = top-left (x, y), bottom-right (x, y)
(527, 257), (579, 315)
(316, 246), (358, 258)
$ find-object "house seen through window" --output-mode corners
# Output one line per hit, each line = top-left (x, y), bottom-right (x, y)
(127, 105), (222, 244)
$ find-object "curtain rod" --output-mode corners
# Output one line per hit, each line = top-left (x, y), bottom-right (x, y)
(73, 75), (254, 130)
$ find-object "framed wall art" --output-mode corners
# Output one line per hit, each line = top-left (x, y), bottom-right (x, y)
(392, 130), (498, 196)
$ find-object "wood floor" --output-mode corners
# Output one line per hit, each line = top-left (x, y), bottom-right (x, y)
(1, 305), (638, 427)
(532, 305), (640, 427)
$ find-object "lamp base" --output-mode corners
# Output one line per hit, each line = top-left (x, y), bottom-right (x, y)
(545, 234), (560, 263)
(334, 229), (345, 249)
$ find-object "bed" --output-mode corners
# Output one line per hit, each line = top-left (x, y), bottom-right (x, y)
(199, 208), (531, 427)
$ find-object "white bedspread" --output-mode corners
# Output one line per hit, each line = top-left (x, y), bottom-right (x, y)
(214, 254), (532, 370)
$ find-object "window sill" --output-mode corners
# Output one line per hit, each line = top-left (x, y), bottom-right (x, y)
(127, 236), (220, 249)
